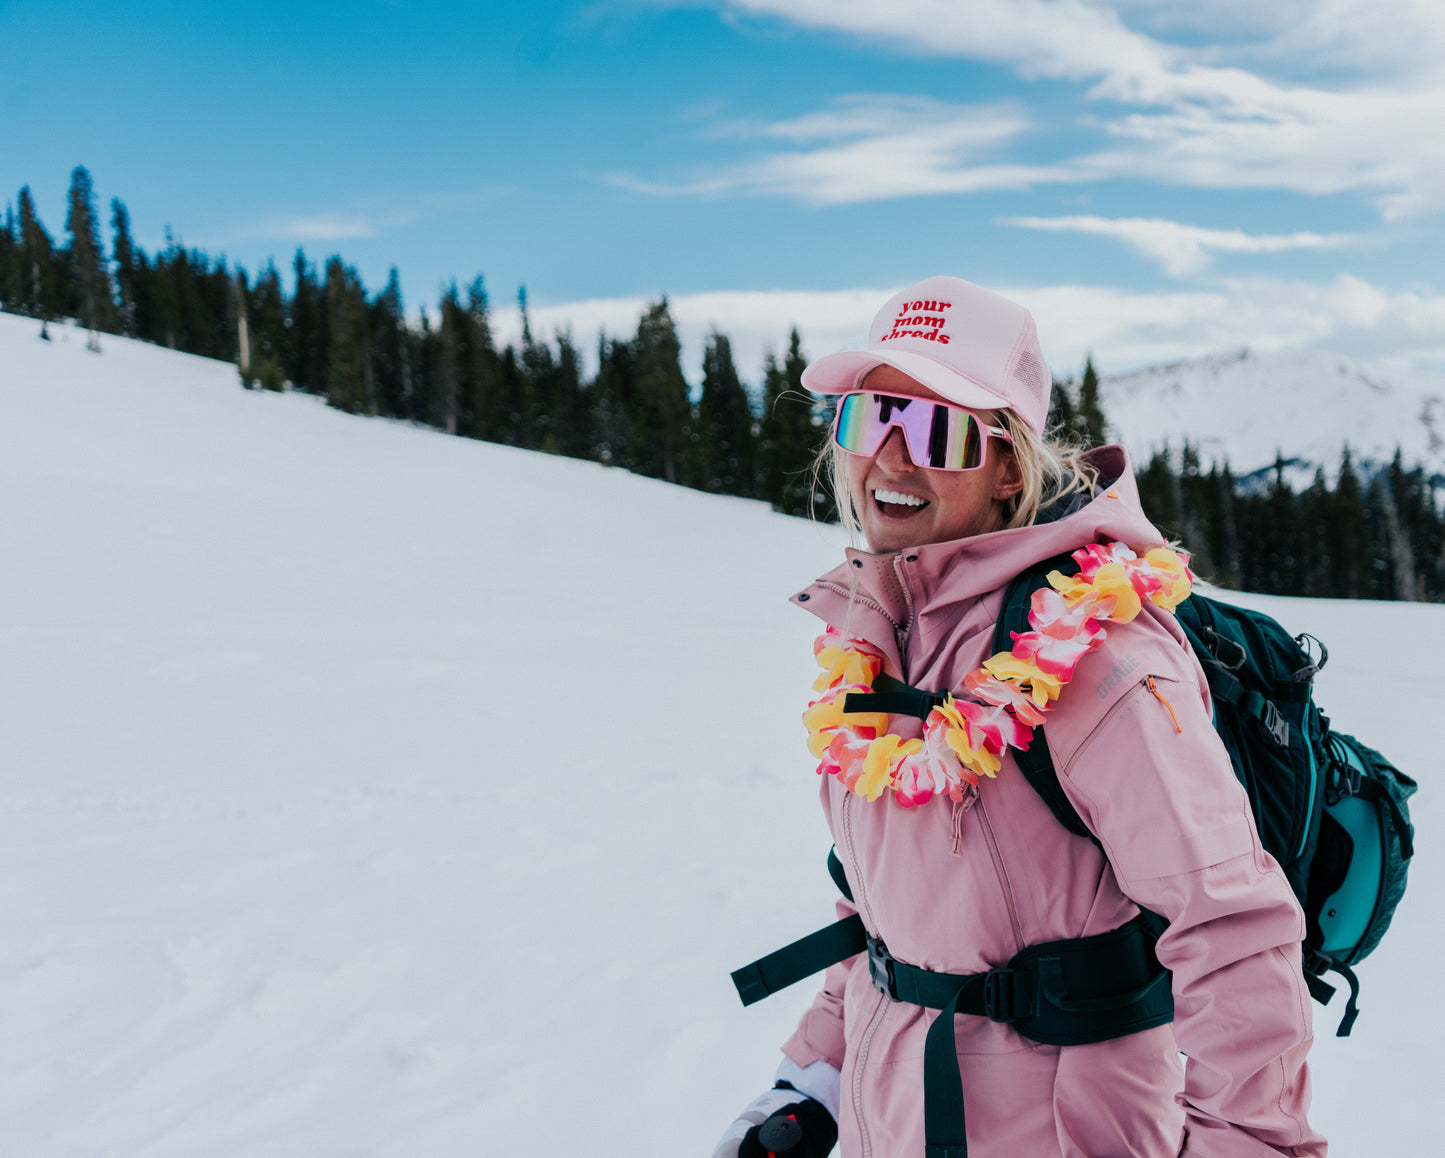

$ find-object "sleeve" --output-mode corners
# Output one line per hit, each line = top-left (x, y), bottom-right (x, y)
(1057, 668), (1328, 1158)
(778, 894), (856, 1073)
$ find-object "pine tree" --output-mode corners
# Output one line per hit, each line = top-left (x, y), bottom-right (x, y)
(110, 198), (143, 337)
(1329, 447), (1369, 598)
(1209, 461), (1240, 589)
(435, 283), (466, 435)
(591, 332), (636, 468)
(1298, 468), (1332, 597)
(630, 298), (692, 484)
(757, 329), (824, 517)
(243, 261), (288, 391)
(1077, 356), (1107, 448)
(1045, 377), (1077, 437)
(1372, 460), (1417, 601)
(697, 329), (756, 496)
(0, 203), (20, 312)
(552, 330), (592, 459)
(17, 186), (59, 320)
(370, 268), (413, 418)
(288, 250), (326, 393)
(494, 345), (529, 446)
(1136, 448), (1179, 537)
(410, 305), (443, 429)
(323, 257), (372, 414)
(64, 165), (116, 334)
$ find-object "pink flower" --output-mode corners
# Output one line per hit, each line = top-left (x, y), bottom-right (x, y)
(893, 742), (955, 807)
(963, 670), (1048, 728)
(960, 698), (1034, 753)
(1006, 587), (1108, 679)
(826, 729), (875, 788)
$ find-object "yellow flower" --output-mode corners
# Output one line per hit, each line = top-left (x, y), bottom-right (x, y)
(981, 652), (1064, 705)
(944, 726), (1001, 779)
(1143, 548), (1193, 611)
(803, 692), (888, 755)
(1089, 562), (1143, 622)
(813, 645), (883, 692)
(853, 734), (922, 801)
(1047, 569), (1095, 604)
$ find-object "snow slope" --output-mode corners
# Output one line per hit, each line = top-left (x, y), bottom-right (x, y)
(1089, 347), (1445, 482)
(1, 312), (1439, 1155)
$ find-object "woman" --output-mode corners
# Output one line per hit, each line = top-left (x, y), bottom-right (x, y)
(713, 277), (1325, 1158)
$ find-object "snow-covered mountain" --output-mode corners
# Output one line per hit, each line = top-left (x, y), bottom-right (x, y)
(1, 311), (1440, 1155)
(1077, 346), (1445, 483)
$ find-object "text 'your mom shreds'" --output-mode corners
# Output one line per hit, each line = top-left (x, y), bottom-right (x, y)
(880, 298), (953, 344)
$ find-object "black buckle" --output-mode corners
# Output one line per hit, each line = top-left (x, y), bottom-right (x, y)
(983, 968), (1029, 1022)
(1255, 699), (1290, 748)
(1202, 627), (1247, 672)
(866, 935), (898, 1000)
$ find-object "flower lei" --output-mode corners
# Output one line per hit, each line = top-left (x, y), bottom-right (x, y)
(804, 541), (1194, 807)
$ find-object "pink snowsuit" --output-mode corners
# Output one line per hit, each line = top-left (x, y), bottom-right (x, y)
(781, 448), (1326, 1157)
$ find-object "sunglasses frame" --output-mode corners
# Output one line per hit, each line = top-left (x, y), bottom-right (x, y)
(832, 390), (1013, 472)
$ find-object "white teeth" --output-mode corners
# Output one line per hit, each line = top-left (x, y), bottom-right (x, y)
(874, 488), (927, 508)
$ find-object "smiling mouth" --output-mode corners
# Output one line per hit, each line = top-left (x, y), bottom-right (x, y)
(873, 487), (930, 517)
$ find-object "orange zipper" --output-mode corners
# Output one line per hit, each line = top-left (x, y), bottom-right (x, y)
(1147, 676), (1182, 734)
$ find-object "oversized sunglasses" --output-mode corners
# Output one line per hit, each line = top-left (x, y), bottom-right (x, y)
(832, 391), (1012, 471)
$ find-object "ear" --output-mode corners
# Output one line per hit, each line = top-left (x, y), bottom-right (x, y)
(993, 450), (1025, 503)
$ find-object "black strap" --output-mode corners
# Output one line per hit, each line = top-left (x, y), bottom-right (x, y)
(730, 914), (867, 1007)
(991, 554), (1096, 842)
(880, 913), (1174, 1156)
(1357, 776), (1415, 860)
(844, 672), (949, 718)
(731, 854), (1176, 1156)
(1176, 618), (1293, 748)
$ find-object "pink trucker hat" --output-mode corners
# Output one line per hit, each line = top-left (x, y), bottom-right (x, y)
(801, 275), (1052, 436)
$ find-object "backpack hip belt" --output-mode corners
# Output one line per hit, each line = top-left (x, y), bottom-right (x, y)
(732, 855), (1173, 1158)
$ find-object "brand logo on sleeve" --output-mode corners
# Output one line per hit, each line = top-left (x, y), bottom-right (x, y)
(1095, 653), (1141, 699)
(880, 298), (952, 345)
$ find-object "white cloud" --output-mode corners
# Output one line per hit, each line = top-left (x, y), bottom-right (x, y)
(490, 275), (1445, 385)
(606, 96), (1058, 205)
(999, 215), (1357, 276)
(631, 1), (1445, 218)
(260, 214), (376, 242)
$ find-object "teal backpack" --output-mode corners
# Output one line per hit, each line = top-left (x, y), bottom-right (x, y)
(992, 555), (1417, 1036)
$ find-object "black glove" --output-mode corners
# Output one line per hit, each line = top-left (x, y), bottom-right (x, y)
(737, 1082), (837, 1158)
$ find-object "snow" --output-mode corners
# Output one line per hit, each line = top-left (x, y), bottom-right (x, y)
(1086, 346), (1445, 482)
(1, 312), (1440, 1155)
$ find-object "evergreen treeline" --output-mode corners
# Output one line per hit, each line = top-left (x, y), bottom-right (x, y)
(0, 167), (826, 515)
(8, 169), (1441, 599)
(1052, 372), (1445, 602)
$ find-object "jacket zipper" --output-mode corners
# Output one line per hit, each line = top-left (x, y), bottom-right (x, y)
(976, 796), (1025, 953)
(950, 783), (979, 855)
(852, 989), (889, 1158)
(840, 791), (885, 1157)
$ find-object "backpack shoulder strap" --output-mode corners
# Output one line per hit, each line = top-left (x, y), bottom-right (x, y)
(992, 553), (1096, 843)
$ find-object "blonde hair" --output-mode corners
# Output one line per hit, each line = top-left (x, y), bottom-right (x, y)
(813, 406), (1099, 544)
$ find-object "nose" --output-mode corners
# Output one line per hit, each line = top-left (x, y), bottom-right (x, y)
(875, 426), (917, 471)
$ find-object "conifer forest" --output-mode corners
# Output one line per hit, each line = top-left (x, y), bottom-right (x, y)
(4, 167), (1443, 601)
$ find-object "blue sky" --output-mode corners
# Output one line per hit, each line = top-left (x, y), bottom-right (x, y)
(7, 0), (1445, 381)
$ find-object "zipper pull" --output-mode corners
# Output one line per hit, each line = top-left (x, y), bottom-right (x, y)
(1147, 676), (1183, 734)
(950, 782), (979, 855)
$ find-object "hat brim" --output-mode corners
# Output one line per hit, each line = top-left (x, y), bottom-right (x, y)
(801, 348), (1014, 415)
